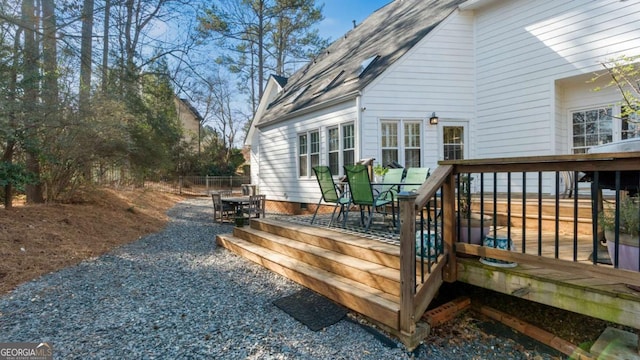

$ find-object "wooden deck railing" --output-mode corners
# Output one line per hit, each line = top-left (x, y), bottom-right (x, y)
(397, 152), (640, 336)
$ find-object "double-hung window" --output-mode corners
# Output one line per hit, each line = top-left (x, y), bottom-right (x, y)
(326, 123), (355, 176)
(571, 105), (640, 153)
(381, 121), (399, 166)
(328, 127), (340, 175)
(404, 122), (421, 168)
(299, 134), (308, 177)
(298, 130), (320, 177)
(343, 124), (355, 168)
(381, 120), (421, 167)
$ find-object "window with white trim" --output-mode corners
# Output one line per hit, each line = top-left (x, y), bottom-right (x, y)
(572, 107), (612, 154)
(571, 105), (640, 153)
(343, 123), (355, 169)
(328, 127), (340, 175)
(298, 130), (320, 177)
(298, 133), (308, 177)
(310, 131), (320, 171)
(381, 120), (421, 167)
(443, 126), (464, 160)
(404, 122), (421, 167)
(327, 123), (355, 176)
(381, 121), (399, 166)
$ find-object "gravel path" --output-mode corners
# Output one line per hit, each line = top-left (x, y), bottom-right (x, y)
(0, 198), (560, 359)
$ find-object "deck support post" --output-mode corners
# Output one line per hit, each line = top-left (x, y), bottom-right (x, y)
(398, 192), (418, 336)
(442, 169), (457, 282)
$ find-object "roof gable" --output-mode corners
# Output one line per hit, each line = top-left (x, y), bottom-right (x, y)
(257, 0), (464, 127)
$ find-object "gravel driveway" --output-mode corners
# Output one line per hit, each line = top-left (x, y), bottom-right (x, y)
(0, 198), (560, 359)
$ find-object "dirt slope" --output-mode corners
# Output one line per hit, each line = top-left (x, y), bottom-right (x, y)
(0, 188), (184, 294)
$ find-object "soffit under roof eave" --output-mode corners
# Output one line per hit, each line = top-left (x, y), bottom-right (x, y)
(256, 91), (361, 129)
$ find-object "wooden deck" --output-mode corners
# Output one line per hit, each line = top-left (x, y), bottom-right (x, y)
(216, 211), (640, 346)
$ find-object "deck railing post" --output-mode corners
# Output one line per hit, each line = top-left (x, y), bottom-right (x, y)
(442, 170), (457, 282)
(398, 191), (417, 335)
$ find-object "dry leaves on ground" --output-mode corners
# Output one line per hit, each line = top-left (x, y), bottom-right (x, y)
(0, 188), (184, 295)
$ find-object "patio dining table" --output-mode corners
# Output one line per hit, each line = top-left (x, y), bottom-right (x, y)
(221, 196), (251, 214)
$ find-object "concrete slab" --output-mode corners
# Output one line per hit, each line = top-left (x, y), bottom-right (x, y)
(591, 327), (639, 360)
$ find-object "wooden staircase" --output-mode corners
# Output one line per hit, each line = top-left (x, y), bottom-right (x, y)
(215, 218), (406, 331)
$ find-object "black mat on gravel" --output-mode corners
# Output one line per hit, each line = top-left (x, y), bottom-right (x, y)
(273, 289), (347, 331)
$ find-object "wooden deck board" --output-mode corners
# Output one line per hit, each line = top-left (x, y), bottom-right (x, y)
(221, 215), (640, 335)
(233, 226), (401, 297)
(216, 234), (401, 329)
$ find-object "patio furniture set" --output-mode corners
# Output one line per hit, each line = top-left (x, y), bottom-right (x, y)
(211, 188), (265, 224)
(311, 164), (430, 232)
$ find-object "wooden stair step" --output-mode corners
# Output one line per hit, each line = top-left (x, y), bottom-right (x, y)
(234, 226), (401, 297)
(251, 219), (401, 269)
(216, 234), (401, 330)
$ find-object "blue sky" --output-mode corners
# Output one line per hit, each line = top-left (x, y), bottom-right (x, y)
(318, 0), (391, 41)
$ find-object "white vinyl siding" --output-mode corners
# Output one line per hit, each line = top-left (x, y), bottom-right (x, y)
(361, 11), (475, 170)
(473, 0), (640, 158)
(256, 101), (357, 203)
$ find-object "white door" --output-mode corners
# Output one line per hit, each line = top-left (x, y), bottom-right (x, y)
(439, 121), (469, 161)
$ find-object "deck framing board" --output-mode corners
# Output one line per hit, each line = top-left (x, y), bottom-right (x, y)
(457, 258), (640, 329)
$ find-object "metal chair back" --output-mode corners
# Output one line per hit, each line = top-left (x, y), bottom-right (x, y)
(403, 167), (430, 192)
(379, 168), (404, 201)
(311, 166), (350, 225)
(344, 164), (374, 206)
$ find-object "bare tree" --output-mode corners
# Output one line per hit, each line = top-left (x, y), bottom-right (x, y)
(22, 0), (44, 203)
(197, 0), (327, 116)
(101, 0), (110, 93)
(79, 0), (93, 110)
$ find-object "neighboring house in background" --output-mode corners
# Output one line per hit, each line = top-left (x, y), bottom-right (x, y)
(246, 0), (640, 209)
(174, 96), (203, 151)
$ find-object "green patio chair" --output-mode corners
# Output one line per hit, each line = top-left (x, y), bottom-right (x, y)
(378, 168), (405, 202)
(343, 164), (396, 231)
(402, 167), (430, 193)
(311, 166), (350, 226)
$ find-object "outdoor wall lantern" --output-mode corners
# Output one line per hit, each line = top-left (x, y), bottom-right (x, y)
(429, 112), (439, 125)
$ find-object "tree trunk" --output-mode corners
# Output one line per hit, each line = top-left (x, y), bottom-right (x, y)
(3, 28), (23, 209)
(42, 0), (58, 108)
(79, 0), (95, 181)
(22, 0), (44, 204)
(79, 0), (94, 109)
(102, 0), (110, 93)
(256, 0), (265, 101)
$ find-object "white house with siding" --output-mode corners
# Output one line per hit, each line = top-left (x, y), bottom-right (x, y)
(246, 0), (640, 208)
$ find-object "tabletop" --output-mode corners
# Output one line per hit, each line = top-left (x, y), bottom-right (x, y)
(221, 196), (251, 204)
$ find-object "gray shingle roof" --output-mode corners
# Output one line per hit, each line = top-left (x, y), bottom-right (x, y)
(257, 0), (464, 127)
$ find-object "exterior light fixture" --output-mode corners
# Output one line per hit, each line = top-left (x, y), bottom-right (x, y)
(429, 112), (439, 125)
